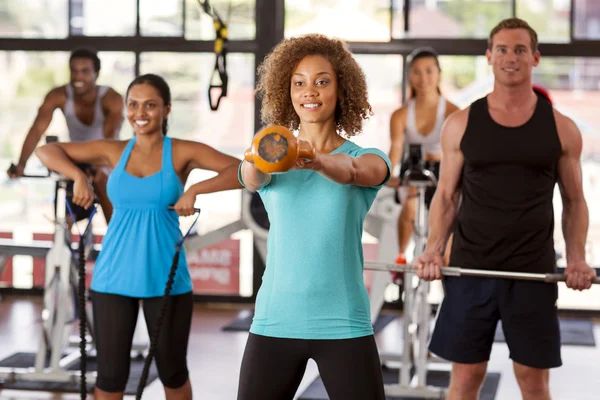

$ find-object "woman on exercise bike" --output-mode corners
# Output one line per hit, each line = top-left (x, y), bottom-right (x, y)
(387, 47), (459, 275)
(36, 73), (242, 400)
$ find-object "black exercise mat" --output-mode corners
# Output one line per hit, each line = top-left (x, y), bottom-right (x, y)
(298, 367), (501, 400)
(222, 311), (398, 335)
(0, 352), (158, 394)
(221, 310), (255, 332)
(495, 318), (596, 347)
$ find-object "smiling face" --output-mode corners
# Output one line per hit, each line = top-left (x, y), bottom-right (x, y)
(408, 56), (440, 96)
(126, 83), (171, 136)
(69, 57), (98, 96)
(486, 28), (540, 88)
(290, 54), (338, 126)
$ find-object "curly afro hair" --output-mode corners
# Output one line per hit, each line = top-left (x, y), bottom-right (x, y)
(255, 34), (372, 137)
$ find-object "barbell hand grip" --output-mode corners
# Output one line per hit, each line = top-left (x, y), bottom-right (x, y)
(364, 262), (600, 284)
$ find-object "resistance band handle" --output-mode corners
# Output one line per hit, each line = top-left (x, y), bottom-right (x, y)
(168, 206), (202, 213)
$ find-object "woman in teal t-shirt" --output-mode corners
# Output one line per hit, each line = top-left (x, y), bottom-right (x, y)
(36, 74), (242, 400)
(238, 34), (391, 400)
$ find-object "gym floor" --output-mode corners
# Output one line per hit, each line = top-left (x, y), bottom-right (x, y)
(1, 297), (599, 399)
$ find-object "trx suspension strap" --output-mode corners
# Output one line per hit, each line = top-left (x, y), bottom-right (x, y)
(198, 0), (229, 111)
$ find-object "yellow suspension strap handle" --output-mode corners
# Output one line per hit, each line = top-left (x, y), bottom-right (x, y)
(198, 0), (229, 111)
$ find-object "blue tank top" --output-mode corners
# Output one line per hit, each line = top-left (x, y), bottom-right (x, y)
(91, 136), (192, 298)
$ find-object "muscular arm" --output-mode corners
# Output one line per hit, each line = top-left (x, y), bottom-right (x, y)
(389, 108), (407, 173)
(556, 111), (589, 265)
(16, 88), (64, 169)
(102, 89), (124, 139)
(178, 140), (243, 194)
(424, 109), (468, 256)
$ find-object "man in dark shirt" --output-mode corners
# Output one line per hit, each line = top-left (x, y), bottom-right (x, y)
(414, 18), (596, 400)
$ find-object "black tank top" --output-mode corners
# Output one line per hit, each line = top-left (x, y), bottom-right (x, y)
(450, 94), (562, 273)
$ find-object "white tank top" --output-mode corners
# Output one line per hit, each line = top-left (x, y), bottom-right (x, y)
(404, 97), (446, 154)
(64, 84), (110, 143)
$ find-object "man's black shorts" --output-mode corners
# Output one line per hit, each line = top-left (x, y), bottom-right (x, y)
(429, 276), (562, 369)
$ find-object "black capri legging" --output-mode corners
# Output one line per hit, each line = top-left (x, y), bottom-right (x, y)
(91, 290), (193, 392)
(237, 333), (385, 400)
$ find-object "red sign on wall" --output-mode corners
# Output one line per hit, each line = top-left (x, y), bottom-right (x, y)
(0, 232), (13, 286)
(186, 239), (240, 295)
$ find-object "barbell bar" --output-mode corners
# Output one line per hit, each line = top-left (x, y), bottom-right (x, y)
(364, 262), (600, 284)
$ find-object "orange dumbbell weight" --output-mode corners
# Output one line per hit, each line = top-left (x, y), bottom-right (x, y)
(244, 125), (315, 173)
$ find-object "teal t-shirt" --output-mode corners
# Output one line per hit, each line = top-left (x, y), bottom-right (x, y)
(239, 140), (391, 339)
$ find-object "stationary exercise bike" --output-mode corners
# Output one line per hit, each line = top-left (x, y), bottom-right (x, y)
(378, 145), (447, 399)
(0, 165), (151, 395)
(0, 166), (97, 388)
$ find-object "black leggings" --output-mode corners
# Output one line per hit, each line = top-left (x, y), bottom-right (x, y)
(237, 333), (385, 400)
(91, 290), (193, 392)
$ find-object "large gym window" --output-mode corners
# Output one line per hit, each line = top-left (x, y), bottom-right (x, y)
(284, 0), (391, 42)
(140, 0), (185, 37)
(185, 0), (256, 40)
(351, 55), (403, 153)
(1, 51), (71, 177)
(574, 0), (600, 39)
(393, 0), (512, 39)
(437, 55), (493, 108)
(516, 0), (570, 43)
(0, 0), (69, 39)
(70, 0), (137, 36)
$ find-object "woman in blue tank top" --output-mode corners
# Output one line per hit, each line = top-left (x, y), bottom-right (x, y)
(237, 34), (391, 400)
(36, 74), (242, 400)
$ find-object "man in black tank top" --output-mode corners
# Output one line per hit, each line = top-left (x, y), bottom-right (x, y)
(412, 18), (597, 400)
